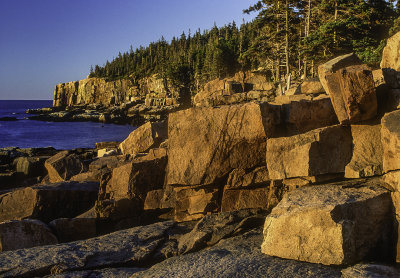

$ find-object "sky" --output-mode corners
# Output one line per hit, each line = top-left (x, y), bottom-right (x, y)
(0, 0), (256, 100)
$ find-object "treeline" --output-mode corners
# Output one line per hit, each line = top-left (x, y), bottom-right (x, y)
(89, 0), (400, 91)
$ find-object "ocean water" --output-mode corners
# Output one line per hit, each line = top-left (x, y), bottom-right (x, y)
(0, 100), (135, 150)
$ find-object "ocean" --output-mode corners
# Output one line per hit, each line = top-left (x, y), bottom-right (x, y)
(0, 100), (135, 150)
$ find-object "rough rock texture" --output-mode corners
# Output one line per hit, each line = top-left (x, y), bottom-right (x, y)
(45, 268), (145, 278)
(267, 125), (352, 179)
(341, 264), (400, 278)
(221, 167), (272, 212)
(297, 78), (325, 94)
(0, 219), (57, 251)
(174, 185), (220, 222)
(0, 181), (99, 223)
(261, 179), (393, 265)
(345, 123), (383, 178)
(0, 221), (173, 277)
(119, 121), (167, 156)
(53, 75), (182, 108)
(14, 156), (48, 177)
(96, 151), (167, 219)
(131, 228), (343, 278)
(167, 103), (274, 186)
(49, 218), (97, 243)
(381, 31), (400, 71)
(271, 94), (338, 137)
(381, 110), (400, 172)
(320, 61), (377, 124)
(193, 71), (275, 107)
(45, 151), (86, 183)
(225, 167), (269, 190)
(177, 210), (265, 255)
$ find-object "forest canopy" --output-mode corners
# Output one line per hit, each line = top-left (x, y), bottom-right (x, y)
(89, 0), (400, 92)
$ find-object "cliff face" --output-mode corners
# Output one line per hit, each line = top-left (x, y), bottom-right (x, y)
(53, 75), (183, 108)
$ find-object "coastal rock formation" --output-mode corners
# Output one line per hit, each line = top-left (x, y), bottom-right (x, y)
(266, 125), (352, 179)
(45, 151), (86, 183)
(381, 31), (400, 71)
(0, 181), (98, 223)
(345, 123), (383, 178)
(261, 179), (393, 265)
(271, 94), (338, 136)
(319, 55), (377, 124)
(0, 219), (58, 251)
(193, 71), (275, 107)
(381, 110), (400, 172)
(0, 221), (173, 277)
(49, 218), (97, 243)
(119, 121), (167, 156)
(95, 149), (167, 219)
(53, 74), (184, 108)
(167, 103), (272, 186)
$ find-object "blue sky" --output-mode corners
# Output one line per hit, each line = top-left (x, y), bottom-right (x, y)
(0, 0), (256, 100)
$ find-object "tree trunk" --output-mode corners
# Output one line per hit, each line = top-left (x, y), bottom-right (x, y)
(285, 0), (290, 78)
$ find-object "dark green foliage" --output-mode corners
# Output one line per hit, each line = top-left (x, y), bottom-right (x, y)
(90, 1), (400, 90)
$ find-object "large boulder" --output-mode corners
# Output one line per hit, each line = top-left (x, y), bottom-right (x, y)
(13, 156), (48, 177)
(119, 121), (167, 157)
(0, 219), (57, 251)
(44, 151), (86, 183)
(381, 110), (400, 172)
(167, 103), (277, 186)
(96, 149), (167, 219)
(319, 54), (377, 123)
(266, 125), (352, 179)
(381, 31), (400, 71)
(261, 179), (393, 265)
(345, 122), (383, 178)
(0, 221), (173, 277)
(271, 94), (338, 136)
(0, 181), (99, 223)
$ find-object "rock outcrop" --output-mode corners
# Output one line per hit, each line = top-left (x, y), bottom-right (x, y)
(167, 102), (272, 186)
(0, 221), (173, 277)
(0, 219), (58, 251)
(381, 31), (400, 71)
(119, 121), (167, 156)
(261, 179), (393, 265)
(319, 55), (377, 124)
(44, 151), (86, 183)
(0, 181), (99, 223)
(266, 125), (352, 179)
(193, 71), (275, 107)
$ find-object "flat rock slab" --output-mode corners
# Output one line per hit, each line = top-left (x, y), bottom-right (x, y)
(341, 263), (400, 278)
(0, 181), (99, 223)
(44, 268), (145, 278)
(0, 220), (173, 277)
(261, 179), (393, 265)
(131, 228), (343, 278)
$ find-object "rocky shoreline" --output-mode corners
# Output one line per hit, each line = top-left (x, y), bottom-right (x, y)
(3, 33), (400, 277)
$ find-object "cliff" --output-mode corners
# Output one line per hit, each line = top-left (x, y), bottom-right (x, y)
(53, 74), (188, 108)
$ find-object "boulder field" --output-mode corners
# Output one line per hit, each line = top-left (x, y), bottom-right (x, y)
(4, 32), (400, 277)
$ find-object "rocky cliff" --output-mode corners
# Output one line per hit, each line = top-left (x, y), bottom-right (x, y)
(53, 74), (187, 108)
